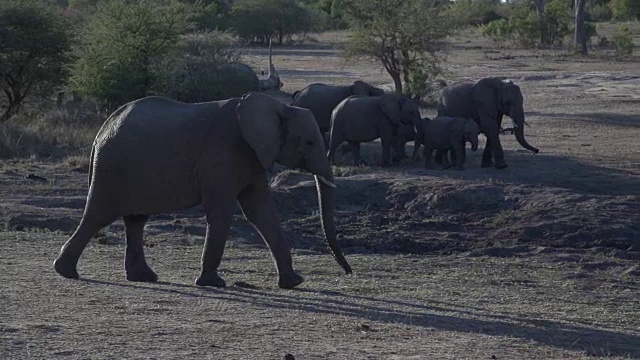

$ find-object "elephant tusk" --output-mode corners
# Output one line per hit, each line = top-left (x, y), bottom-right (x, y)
(316, 175), (337, 188)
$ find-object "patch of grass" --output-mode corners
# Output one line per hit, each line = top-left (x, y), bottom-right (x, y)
(0, 107), (101, 159)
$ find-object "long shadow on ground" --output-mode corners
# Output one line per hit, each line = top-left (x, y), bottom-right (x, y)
(81, 278), (640, 357)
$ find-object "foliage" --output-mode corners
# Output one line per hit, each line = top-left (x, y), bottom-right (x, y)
(70, 0), (190, 109)
(231, 0), (326, 45)
(156, 31), (255, 102)
(612, 25), (634, 56)
(341, 0), (456, 101)
(480, 0), (571, 48)
(0, 0), (73, 122)
(448, 0), (504, 26)
(610, 0), (640, 20)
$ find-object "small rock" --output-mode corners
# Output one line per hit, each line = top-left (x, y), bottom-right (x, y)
(25, 174), (47, 182)
(284, 354), (295, 360)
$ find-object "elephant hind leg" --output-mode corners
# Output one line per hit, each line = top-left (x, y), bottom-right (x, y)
(54, 213), (117, 279)
(123, 214), (157, 282)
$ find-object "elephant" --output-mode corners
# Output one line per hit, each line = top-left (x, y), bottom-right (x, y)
(422, 116), (480, 170)
(53, 92), (351, 289)
(327, 94), (421, 166)
(291, 80), (385, 135)
(437, 77), (539, 169)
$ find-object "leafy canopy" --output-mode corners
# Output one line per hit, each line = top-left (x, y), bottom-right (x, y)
(341, 0), (456, 100)
(0, 0), (72, 122)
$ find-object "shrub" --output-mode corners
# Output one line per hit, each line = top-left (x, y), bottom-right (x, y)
(70, 0), (190, 109)
(481, 0), (571, 48)
(610, 0), (640, 20)
(156, 31), (257, 102)
(612, 25), (635, 56)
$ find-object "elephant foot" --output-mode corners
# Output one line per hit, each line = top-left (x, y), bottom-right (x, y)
(126, 265), (158, 283)
(195, 271), (226, 287)
(53, 257), (79, 279)
(495, 162), (508, 169)
(278, 272), (304, 289)
(455, 166), (465, 171)
(481, 161), (493, 168)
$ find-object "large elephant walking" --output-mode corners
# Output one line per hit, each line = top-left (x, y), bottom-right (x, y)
(437, 77), (539, 169)
(327, 94), (421, 166)
(53, 93), (351, 289)
(291, 81), (385, 135)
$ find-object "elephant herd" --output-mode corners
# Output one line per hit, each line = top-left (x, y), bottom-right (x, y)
(53, 76), (539, 289)
(292, 78), (539, 170)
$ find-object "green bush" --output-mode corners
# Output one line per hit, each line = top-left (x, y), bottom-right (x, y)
(70, 0), (190, 109)
(481, 0), (571, 48)
(448, 0), (503, 26)
(611, 0), (640, 20)
(612, 25), (635, 56)
(156, 31), (257, 102)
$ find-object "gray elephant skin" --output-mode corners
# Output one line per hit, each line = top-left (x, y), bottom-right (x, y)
(437, 77), (539, 169)
(291, 80), (385, 134)
(422, 116), (480, 170)
(53, 92), (351, 289)
(327, 94), (421, 166)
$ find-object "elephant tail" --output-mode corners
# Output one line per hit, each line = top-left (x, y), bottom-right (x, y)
(436, 102), (446, 116)
(87, 145), (95, 188)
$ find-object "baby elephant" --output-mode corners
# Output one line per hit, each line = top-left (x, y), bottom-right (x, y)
(422, 116), (480, 170)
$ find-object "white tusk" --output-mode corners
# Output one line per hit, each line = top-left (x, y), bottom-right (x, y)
(316, 175), (337, 188)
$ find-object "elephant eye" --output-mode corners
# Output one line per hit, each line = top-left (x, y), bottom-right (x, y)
(306, 140), (314, 146)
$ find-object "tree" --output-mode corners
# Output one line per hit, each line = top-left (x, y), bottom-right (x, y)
(231, 0), (315, 45)
(70, 0), (189, 109)
(342, 0), (456, 98)
(574, 0), (587, 55)
(0, 0), (72, 122)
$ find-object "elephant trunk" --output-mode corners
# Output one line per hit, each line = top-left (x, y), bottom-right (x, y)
(314, 173), (352, 275)
(512, 113), (539, 154)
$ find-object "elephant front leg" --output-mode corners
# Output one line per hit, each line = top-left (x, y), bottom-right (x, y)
(452, 145), (466, 170)
(483, 130), (506, 169)
(123, 214), (157, 282)
(195, 196), (237, 287)
(423, 147), (435, 169)
(238, 181), (303, 289)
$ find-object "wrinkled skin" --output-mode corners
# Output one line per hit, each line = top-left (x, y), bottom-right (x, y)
(327, 94), (421, 166)
(437, 77), (539, 169)
(53, 93), (351, 289)
(422, 116), (480, 170)
(291, 80), (385, 135)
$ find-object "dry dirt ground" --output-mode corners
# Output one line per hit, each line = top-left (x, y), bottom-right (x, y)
(1, 29), (639, 359)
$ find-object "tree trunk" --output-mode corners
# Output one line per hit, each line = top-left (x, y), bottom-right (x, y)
(574, 0), (588, 55)
(390, 72), (403, 94)
(534, 0), (547, 45)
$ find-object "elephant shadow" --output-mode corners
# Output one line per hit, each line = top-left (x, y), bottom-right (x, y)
(371, 142), (640, 197)
(82, 278), (640, 357)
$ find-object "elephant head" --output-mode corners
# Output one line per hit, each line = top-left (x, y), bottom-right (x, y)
(236, 92), (352, 274)
(380, 94), (420, 126)
(494, 79), (539, 154)
(464, 118), (480, 151)
(352, 80), (385, 97)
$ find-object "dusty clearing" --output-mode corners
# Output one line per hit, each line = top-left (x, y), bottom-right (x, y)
(1, 30), (639, 359)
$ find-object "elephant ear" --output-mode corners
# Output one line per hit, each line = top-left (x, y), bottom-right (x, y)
(236, 92), (284, 170)
(379, 95), (401, 125)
